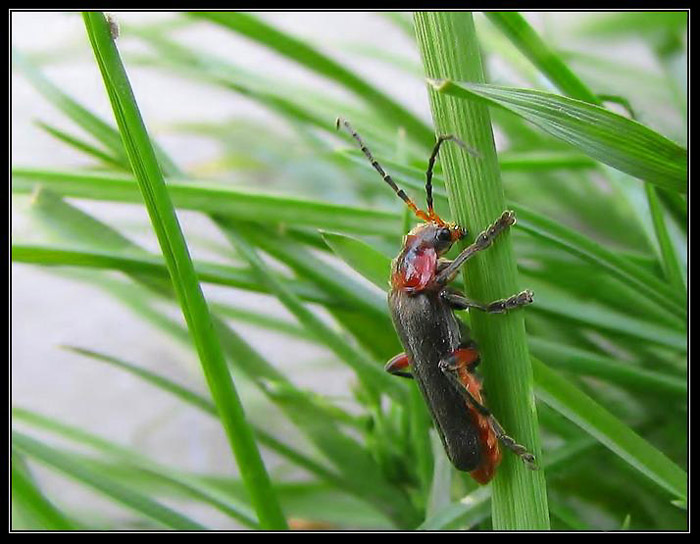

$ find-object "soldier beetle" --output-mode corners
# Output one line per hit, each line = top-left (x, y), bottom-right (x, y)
(337, 118), (537, 483)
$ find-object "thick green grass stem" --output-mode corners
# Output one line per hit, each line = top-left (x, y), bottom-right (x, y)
(81, 12), (287, 530)
(414, 12), (550, 530)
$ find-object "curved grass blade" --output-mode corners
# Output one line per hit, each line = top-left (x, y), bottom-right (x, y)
(531, 358), (687, 501)
(13, 49), (181, 177)
(82, 12), (286, 529)
(188, 12), (434, 148)
(527, 277), (686, 352)
(216, 218), (406, 404)
(15, 167), (685, 327)
(13, 407), (260, 529)
(227, 221), (388, 319)
(35, 120), (129, 170)
(61, 336), (413, 525)
(528, 337), (686, 398)
(485, 11), (686, 300)
(12, 432), (206, 530)
(513, 204), (686, 321)
(485, 12), (600, 104)
(419, 436), (596, 530)
(131, 32), (336, 134)
(11, 243), (337, 308)
(644, 183), (686, 290)
(321, 231), (391, 290)
(222, 221), (401, 359)
(16, 174), (413, 525)
(11, 456), (77, 530)
(12, 168), (402, 236)
(130, 31), (405, 157)
(430, 80), (687, 192)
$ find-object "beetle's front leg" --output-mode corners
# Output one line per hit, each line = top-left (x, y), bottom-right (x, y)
(435, 211), (516, 286)
(442, 288), (534, 314)
(438, 350), (537, 470)
(436, 258), (459, 284)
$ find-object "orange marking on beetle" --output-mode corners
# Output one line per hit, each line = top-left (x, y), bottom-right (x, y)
(385, 352), (411, 373)
(455, 350), (502, 484)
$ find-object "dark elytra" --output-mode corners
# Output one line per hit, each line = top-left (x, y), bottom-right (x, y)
(389, 288), (482, 470)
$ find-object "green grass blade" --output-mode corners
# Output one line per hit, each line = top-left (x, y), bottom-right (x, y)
(188, 12), (434, 148)
(415, 13), (550, 530)
(430, 80), (687, 192)
(227, 221), (388, 319)
(574, 12), (688, 39)
(211, 302), (314, 342)
(19, 189), (314, 389)
(216, 218), (406, 404)
(82, 12), (286, 529)
(26, 195), (416, 526)
(513, 204), (686, 320)
(13, 49), (127, 162)
(13, 49), (182, 177)
(223, 221), (401, 359)
(12, 432), (206, 530)
(485, 12), (600, 104)
(13, 407), (260, 529)
(420, 436), (596, 530)
(528, 337), (686, 398)
(527, 278), (686, 351)
(321, 231), (391, 290)
(644, 184), (686, 290)
(657, 188), (687, 231)
(12, 168), (402, 236)
(35, 120), (129, 170)
(11, 243), (337, 308)
(11, 456), (77, 530)
(63, 346), (216, 414)
(480, 9), (689, 299)
(499, 151), (596, 171)
(61, 336), (413, 524)
(532, 358), (687, 500)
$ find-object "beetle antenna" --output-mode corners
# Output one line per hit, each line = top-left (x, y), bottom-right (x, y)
(336, 117), (430, 222)
(425, 135), (481, 221)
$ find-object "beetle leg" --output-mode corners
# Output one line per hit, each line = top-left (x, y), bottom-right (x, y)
(442, 288), (534, 314)
(439, 351), (537, 470)
(438, 350), (489, 416)
(436, 259), (459, 284)
(435, 211), (516, 286)
(385, 352), (413, 379)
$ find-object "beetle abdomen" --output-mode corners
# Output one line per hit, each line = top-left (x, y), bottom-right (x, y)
(388, 289), (482, 471)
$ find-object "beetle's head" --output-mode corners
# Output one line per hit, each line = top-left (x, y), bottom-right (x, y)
(406, 221), (466, 256)
(335, 119), (478, 247)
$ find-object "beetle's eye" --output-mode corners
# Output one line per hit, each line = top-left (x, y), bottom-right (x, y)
(437, 228), (452, 243)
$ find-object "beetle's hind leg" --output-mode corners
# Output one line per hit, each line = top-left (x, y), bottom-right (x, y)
(442, 288), (534, 314)
(385, 352), (413, 379)
(486, 415), (538, 470)
(438, 351), (538, 470)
